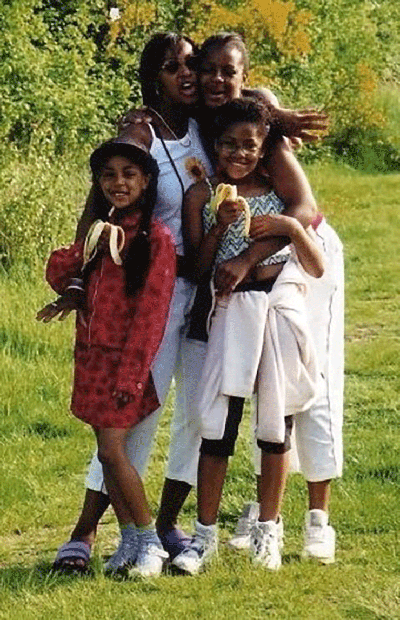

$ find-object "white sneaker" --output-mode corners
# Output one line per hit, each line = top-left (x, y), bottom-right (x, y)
(130, 531), (169, 577)
(303, 509), (335, 564)
(172, 521), (218, 575)
(228, 502), (259, 549)
(229, 503), (284, 552)
(250, 520), (282, 570)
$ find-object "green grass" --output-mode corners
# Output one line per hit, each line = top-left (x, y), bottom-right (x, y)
(0, 162), (400, 619)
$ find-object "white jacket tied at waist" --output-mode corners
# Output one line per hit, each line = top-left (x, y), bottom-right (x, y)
(198, 258), (320, 444)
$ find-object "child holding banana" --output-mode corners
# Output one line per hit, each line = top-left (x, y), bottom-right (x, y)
(173, 97), (324, 574)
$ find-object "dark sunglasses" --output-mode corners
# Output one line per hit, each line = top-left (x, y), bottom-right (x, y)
(160, 56), (198, 74)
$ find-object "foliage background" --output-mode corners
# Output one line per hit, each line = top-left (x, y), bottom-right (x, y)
(0, 0), (399, 267)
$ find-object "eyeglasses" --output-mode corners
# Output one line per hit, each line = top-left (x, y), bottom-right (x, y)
(160, 56), (198, 74)
(218, 139), (261, 155)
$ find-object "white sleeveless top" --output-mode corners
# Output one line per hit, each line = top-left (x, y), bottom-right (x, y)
(149, 118), (212, 255)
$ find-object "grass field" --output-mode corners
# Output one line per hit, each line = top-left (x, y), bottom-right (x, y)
(0, 161), (399, 619)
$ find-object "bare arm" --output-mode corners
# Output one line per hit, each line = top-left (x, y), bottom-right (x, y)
(183, 180), (242, 279)
(250, 213), (324, 278)
(291, 223), (325, 278)
(243, 86), (328, 142)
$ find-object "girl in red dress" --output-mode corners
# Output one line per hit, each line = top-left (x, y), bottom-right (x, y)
(39, 137), (175, 577)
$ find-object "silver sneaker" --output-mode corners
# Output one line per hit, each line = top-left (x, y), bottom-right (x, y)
(250, 520), (282, 570)
(172, 521), (218, 575)
(130, 531), (169, 577)
(104, 528), (138, 574)
(229, 503), (284, 552)
(303, 509), (335, 564)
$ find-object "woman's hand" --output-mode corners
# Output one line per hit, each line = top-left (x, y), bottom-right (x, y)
(36, 288), (86, 324)
(117, 107), (152, 132)
(113, 390), (134, 409)
(275, 108), (328, 142)
(250, 213), (298, 240)
(214, 255), (252, 295)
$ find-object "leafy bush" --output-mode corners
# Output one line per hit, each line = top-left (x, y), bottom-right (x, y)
(0, 0), (399, 268)
(0, 148), (90, 269)
(328, 127), (400, 173)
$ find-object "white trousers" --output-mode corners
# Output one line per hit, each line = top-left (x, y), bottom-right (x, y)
(254, 220), (344, 481)
(85, 277), (206, 492)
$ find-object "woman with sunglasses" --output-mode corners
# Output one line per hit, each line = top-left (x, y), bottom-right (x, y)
(46, 31), (328, 574)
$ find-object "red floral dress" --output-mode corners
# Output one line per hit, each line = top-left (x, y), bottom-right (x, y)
(46, 212), (176, 428)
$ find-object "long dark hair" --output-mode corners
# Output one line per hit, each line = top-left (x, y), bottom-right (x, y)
(138, 32), (197, 106)
(90, 151), (159, 297)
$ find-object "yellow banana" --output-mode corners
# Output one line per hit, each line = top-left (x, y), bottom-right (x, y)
(211, 183), (251, 236)
(83, 220), (125, 267)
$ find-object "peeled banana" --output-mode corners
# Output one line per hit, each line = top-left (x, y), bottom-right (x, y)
(83, 220), (125, 267)
(210, 183), (251, 236)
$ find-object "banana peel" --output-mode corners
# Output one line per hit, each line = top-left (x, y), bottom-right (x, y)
(210, 183), (251, 236)
(83, 220), (125, 267)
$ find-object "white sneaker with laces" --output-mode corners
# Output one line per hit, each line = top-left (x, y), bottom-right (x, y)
(172, 521), (218, 575)
(130, 531), (169, 577)
(303, 509), (335, 564)
(229, 503), (284, 552)
(250, 520), (282, 570)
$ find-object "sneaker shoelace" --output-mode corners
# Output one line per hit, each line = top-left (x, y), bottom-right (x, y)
(253, 528), (274, 558)
(182, 532), (211, 558)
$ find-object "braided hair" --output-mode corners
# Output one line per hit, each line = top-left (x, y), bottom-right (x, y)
(123, 169), (158, 296)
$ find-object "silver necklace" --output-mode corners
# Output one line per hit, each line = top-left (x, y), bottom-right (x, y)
(148, 107), (182, 141)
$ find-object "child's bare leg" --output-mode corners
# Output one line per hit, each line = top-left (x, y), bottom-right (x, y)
(307, 479), (331, 512)
(197, 396), (243, 525)
(197, 453), (229, 525)
(96, 427), (152, 526)
(156, 478), (192, 534)
(259, 450), (290, 522)
(70, 489), (110, 544)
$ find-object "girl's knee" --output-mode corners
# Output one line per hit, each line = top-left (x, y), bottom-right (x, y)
(97, 444), (121, 467)
(96, 432), (126, 467)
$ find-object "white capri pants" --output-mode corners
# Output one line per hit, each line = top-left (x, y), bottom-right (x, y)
(85, 277), (206, 492)
(254, 220), (344, 481)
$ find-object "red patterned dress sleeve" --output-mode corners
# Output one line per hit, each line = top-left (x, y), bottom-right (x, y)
(116, 224), (176, 398)
(45, 240), (85, 295)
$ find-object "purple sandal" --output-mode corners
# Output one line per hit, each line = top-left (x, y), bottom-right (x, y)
(159, 528), (191, 560)
(52, 540), (91, 573)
